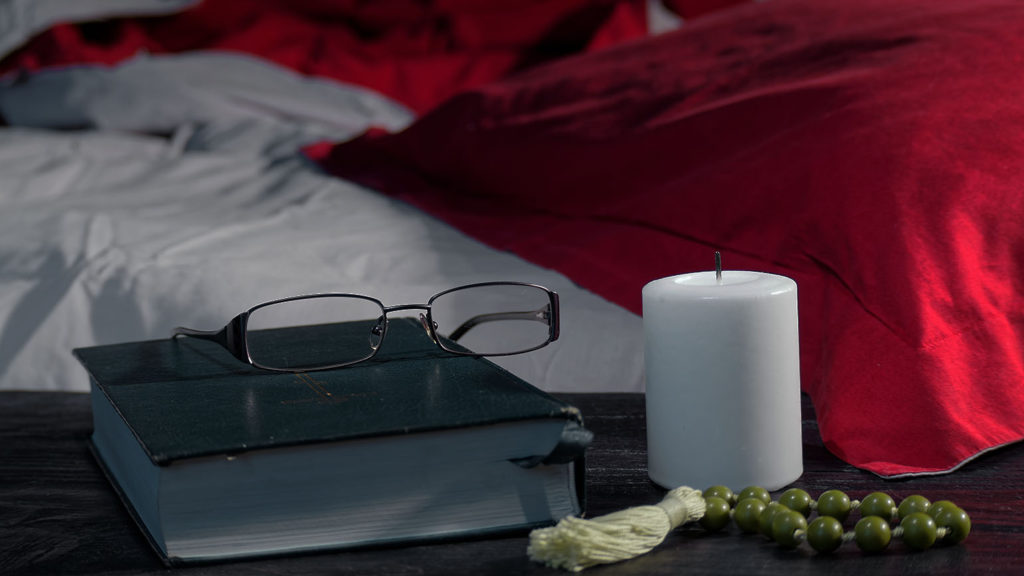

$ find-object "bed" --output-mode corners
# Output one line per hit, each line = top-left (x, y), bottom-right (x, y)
(2, 0), (1023, 481)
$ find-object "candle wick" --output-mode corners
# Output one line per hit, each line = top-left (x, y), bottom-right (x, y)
(715, 251), (723, 283)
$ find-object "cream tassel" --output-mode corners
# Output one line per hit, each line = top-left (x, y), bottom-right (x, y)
(527, 486), (706, 571)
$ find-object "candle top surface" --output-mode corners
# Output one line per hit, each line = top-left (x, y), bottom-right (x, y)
(644, 270), (796, 300)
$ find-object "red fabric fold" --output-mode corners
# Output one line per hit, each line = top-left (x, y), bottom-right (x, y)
(0, 0), (652, 114)
(316, 0), (1024, 476)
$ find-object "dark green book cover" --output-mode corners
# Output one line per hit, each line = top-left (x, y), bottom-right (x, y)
(74, 317), (588, 564)
(74, 317), (585, 464)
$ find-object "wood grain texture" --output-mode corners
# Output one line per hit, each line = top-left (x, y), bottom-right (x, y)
(2, 391), (1022, 575)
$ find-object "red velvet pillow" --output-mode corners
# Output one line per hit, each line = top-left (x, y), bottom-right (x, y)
(318, 0), (1024, 476)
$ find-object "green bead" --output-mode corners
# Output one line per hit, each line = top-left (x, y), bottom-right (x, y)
(734, 497), (768, 533)
(860, 492), (897, 521)
(926, 500), (959, 520)
(806, 516), (845, 553)
(779, 488), (813, 517)
(854, 516), (892, 553)
(817, 490), (852, 522)
(897, 495), (931, 520)
(900, 512), (938, 550)
(772, 509), (808, 548)
(700, 496), (733, 532)
(933, 506), (971, 545)
(737, 486), (772, 505)
(704, 485), (736, 506)
(759, 502), (785, 539)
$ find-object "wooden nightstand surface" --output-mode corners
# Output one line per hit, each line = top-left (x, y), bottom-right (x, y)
(2, 391), (1022, 575)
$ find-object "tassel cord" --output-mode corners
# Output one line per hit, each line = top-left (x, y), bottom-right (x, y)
(527, 486), (706, 572)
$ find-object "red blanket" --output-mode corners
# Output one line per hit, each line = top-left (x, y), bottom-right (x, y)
(316, 0), (1024, 477)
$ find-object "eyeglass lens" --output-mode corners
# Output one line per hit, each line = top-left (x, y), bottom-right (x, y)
(245, 296), (384, 370)
(430, 284), (553, 355)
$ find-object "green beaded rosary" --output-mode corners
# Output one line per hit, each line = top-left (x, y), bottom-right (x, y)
(528, 485), (971, 571)
(699, 485), (971, 554)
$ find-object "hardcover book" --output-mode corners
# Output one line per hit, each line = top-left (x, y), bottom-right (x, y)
(74, 318), (588, 565)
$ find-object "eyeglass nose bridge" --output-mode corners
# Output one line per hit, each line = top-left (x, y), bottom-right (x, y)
(378, 303), (439, 344)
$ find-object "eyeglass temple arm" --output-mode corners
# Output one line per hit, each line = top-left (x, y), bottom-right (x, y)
(171, 317), (250, 365)
(447, 306), (554, 342)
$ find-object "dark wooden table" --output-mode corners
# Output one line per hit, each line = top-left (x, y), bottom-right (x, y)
(2, 392), (1022, 575)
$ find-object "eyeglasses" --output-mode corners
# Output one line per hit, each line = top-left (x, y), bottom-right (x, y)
(171, 281), (559, 372)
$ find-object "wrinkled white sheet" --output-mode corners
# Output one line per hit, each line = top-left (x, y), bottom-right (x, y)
(0, 51), (645, 392)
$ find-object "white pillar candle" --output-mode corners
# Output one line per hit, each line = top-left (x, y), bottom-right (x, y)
(643, 265), (802, 491)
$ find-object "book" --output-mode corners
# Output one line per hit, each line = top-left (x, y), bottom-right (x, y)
(74, 317), (588, 565)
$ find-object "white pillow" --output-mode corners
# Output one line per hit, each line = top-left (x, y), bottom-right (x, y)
(0, 0), (197, 60)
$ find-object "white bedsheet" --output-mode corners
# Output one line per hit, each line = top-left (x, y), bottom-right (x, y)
(0, 51), (645, 393)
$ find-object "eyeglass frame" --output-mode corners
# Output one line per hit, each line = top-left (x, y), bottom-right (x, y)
(171, 281), (560, 372)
